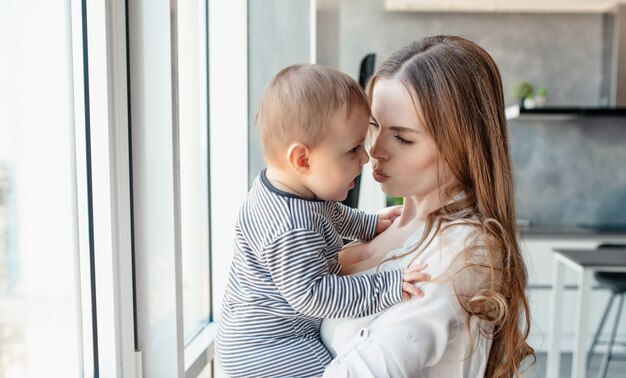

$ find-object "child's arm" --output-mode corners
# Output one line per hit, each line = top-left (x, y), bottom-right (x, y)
(375, 205), (403, 234)
(334, 203), (402, 241)
(333, 203), (378, 241)
(265, 229), (428, 319)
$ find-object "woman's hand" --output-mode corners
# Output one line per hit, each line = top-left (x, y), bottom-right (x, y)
(375, 205), (403, 234)
(401, 263), (430, 301)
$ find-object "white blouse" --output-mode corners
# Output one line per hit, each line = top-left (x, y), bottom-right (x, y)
(320, 221), (492, 378)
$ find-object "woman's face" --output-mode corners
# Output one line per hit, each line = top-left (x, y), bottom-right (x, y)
(369, 78), (455, 199)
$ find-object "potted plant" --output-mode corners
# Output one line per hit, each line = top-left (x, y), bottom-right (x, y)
(512, 81), (534, 108)
(535, 87), (548, 107)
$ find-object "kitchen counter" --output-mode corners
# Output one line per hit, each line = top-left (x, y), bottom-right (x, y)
(506, 105), (626, 121)
(519, 225), (626, 238)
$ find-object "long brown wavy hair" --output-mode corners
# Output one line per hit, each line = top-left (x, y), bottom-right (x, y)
(368, 36), (535, 377)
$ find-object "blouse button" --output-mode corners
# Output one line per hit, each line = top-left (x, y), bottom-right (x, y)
(359, 327), (370, 339)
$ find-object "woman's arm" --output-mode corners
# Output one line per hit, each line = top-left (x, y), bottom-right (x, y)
(338, 225), (410, 275)
(324, 226), (489, 376)
(337, 241), (368, 267)
(339, 253), (383, 276)
(323, 275), (464, 376)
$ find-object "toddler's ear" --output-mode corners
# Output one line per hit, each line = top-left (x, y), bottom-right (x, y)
(286, 143), (310, 173)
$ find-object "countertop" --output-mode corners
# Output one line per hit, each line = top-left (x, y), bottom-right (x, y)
(519, 224), (626, 238)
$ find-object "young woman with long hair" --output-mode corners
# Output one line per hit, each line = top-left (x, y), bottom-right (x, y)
(320, 35), (535, 377)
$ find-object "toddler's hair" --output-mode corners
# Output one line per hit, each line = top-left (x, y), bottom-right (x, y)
(256, 64), (370, 160)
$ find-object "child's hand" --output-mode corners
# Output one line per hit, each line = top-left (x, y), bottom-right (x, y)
(401, 263), (430, 301)
(375, 205), (403, 234)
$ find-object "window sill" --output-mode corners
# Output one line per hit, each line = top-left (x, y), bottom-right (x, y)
(184, 322), (217, 377)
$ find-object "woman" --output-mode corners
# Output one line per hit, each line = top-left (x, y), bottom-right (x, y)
(320, 36), (535, 377)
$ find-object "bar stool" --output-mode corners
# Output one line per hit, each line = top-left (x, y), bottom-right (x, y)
(587, 243), (626, 378)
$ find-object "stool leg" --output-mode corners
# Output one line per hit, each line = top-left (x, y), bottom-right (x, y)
(588, 293), (616, 370)
(598, 293), (625, 378)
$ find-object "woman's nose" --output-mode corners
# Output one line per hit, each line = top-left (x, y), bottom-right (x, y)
(369, 134), (386, 160)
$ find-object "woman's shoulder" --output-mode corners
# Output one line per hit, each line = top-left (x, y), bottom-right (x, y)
(419, 218), (491, 269)
(436, 217), (485, 245)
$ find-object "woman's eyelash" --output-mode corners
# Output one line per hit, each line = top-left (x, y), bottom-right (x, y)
(395, 135), (412, 144)
(349, 145), (360, 153)
(369, 122), (379, 128)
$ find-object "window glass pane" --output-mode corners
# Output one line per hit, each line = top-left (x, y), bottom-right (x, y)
(247, 0), (312, 185)
(178, 0), (211, 344)
(0, 1), (83, 377)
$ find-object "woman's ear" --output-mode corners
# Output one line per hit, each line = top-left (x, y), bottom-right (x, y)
(286, 143), (310, 173)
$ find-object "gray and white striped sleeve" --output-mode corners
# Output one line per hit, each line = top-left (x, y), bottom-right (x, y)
(334, 203), (378, 241)
(264, 228), (403, 319)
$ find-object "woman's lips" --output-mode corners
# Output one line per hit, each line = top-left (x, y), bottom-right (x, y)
(372, 169), (389, 183)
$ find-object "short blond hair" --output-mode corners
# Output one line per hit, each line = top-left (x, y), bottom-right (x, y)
(256, 64), (370, 160)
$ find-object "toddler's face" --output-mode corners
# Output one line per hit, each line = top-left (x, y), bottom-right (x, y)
(305, 106), (370, 201)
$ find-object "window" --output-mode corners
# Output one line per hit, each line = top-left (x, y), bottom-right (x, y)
(0, 1), (85, 376)
(178, 0), (211, 345)
(0, 1), (250, 376)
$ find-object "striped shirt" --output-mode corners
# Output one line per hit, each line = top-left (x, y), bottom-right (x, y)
(215, 170), (404, 378)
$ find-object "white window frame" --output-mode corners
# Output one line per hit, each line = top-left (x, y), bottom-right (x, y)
(72, 0), (249, 375)
(207, 0), (249, 326)
(73, 0), (138, 376)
